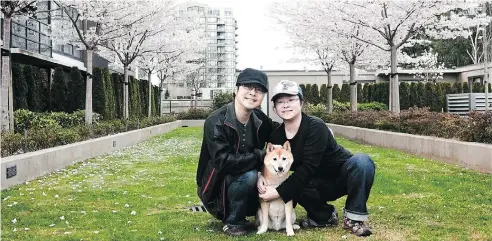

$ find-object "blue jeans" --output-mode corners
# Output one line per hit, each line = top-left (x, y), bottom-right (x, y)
(297, 154), (376, 222)
(224, 170), (259, 226)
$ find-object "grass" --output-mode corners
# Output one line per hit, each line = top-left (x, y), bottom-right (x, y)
(1, 127), (491, 241)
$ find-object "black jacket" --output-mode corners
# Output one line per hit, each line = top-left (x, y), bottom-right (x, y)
(270, 113), (353, 203)
(196, 103), (276, 221)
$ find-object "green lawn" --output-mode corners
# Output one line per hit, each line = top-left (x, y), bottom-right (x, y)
(1, 127), (491, 241)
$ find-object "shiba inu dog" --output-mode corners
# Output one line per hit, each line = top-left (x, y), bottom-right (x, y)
(256, 141), (299, 236)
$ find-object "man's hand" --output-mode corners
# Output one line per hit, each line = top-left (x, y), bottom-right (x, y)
(259, 186), (280, 202)
(257, 172), (267, 194)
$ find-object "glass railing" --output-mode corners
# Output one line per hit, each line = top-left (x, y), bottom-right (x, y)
(10, 18), (52, 57)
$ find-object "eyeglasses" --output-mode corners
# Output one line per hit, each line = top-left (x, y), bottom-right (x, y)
(241, 84), (265, 94)
(275, 98), (300, 106)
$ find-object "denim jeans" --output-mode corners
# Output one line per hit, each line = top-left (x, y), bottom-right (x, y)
(297, 154), (376, 222)
(225, 170), (259, 226)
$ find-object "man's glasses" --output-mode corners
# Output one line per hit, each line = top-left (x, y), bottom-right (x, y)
(275, 98), (300, 106)
(241, 84), (265, 94)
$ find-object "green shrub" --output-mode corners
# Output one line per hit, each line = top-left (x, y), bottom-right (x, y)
(333, 101), (350, 112)
(304, 103), (326, 116)
(211, 91), (233, 111)
(4, 112), (178, 157)
(318, 107), (491, 144)
(1, 132), (24, 156)
(176, 108), (211, 120)
(41, 112), (80, 128)
(358, 102), (388, 111)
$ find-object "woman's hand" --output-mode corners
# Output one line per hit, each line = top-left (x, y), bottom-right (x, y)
(259, 186), (280, 202)
(257, 172), (267, 194)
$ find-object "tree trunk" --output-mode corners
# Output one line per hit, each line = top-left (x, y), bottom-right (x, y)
(160, 79), (164, 116)
(1, 17), (12, 132)
(85, 49), (93, 124)
(148, 71), (152, 118)
(194, 88), (198, 107)
(325, 69), (333, 113)
(123, 65), (129, 120)
(390, 46), (400, 113)
(349, 63), (357, 111)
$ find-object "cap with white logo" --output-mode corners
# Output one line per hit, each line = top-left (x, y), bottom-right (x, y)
(270, 79), (303, 101)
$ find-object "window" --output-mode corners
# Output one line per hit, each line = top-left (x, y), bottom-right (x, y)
(207, 24), (216, 30)
(207, 17), (217, 23)
(74, 49), (82, 58)
(63, 44), (73, 54)
(225, 11), (232, 16)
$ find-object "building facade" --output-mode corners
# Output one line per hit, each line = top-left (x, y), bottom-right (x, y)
(165, 4), (238, 100)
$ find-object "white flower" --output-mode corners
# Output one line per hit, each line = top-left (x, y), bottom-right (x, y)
(186, 195), (190, 197)
(112, 210), (117, 213)
(115, 202), (119, 205)
(49, 224), (55, 227)
(81, 211), (86, 214)
(12, 218), (17, 224)
(13, 228), (17, 232)
(60, 216), (65, 220)
(124, 204), (130, 208)
(55, 195), (59, 198)
(93, 231), (99, 234)
(158, 231), (163, 235)
(42, 192), (47, 196)
(123, 191), (128, 195)
(64, 231), (72, 235)
(24, 228), (30, 231)
(130, 211), (136, 215)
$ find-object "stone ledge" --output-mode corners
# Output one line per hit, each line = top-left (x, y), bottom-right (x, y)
(1, 120), (206, 190)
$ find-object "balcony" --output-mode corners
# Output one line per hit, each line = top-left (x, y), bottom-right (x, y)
(10, 18), (52, 57)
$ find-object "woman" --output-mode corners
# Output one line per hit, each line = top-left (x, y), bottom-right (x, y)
(258, 79), (375, 237)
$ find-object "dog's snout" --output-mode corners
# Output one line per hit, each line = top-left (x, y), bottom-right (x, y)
(278, 166), (284, 172)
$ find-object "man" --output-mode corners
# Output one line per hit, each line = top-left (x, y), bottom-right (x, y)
(258, 79), (376, 237)
(196, 68), (277, 236)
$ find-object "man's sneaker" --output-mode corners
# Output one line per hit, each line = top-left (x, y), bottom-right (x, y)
(343, 217), (372, 237)
(223, 224), (247, 236)
(300, 208), (338, 228)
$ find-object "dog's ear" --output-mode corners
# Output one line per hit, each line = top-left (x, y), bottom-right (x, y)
(267, 143), (275, 153)
(283, 141), (291, 151)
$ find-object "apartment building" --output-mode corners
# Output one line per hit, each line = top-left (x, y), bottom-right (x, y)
(166, 4), (238, 100)
(1, 0), (137, 79)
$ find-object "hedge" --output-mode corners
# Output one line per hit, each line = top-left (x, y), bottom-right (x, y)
(308, 108), (492, 144)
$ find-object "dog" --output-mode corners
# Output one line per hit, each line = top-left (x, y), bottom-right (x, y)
(256, 141), (299, 236)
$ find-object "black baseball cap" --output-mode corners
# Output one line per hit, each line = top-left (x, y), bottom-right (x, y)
(236, 68), (268, 92)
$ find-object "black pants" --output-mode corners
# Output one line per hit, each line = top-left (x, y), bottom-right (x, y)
(297, 154), (376, 222)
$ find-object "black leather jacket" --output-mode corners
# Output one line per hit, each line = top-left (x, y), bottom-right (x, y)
(196, 102), (276, 221)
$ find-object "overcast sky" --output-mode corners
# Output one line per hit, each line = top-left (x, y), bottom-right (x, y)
(193, 0), (311, 71)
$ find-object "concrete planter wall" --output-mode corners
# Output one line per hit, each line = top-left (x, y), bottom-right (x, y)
(1, 120), (204, 190)
(328, 124), (492, 174)
(3, 120), (490, 190)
